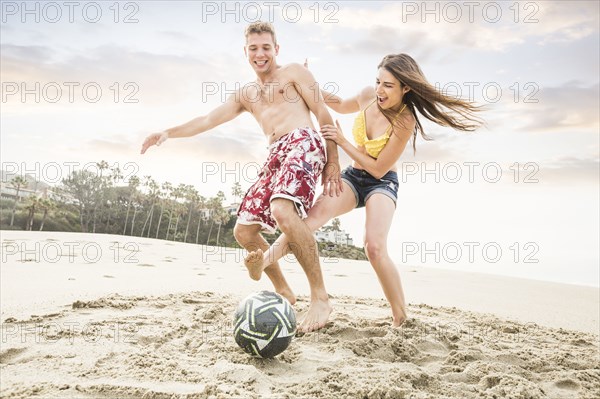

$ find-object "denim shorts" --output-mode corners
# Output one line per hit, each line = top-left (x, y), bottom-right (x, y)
(341, 166), (399, 208)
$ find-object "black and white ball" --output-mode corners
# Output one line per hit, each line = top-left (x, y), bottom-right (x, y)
(233, 291), (296, 358)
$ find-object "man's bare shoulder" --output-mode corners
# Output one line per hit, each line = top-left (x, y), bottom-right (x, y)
(279, 62), (311, 80)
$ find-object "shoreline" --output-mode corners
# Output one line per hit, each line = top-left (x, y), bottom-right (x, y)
(1, 230), (598, 335)
(3, 228), (598, 288)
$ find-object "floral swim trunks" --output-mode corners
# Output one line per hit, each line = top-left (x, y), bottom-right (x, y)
(237, 127), (327, 234)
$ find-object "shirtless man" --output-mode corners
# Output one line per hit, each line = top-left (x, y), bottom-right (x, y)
(140, 22), (341, 332)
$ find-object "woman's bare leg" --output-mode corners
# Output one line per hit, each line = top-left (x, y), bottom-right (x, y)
(364, 194), (407, 326)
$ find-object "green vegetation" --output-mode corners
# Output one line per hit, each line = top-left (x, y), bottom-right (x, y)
(0, 161), (367, 260)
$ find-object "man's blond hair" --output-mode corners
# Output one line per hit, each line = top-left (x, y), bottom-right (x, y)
(244, 21), (277, 45)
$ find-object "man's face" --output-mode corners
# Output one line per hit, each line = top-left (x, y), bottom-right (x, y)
(245, 32), (279, 74)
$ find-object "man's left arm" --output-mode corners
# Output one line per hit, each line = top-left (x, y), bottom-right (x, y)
(291, 63), (342, 197)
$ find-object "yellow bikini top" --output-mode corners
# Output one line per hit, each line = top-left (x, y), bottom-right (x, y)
(352, 100), (406, 158)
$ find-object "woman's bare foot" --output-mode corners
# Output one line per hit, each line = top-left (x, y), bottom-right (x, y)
(298, 299), (332, 333)
(244, 249), (265, 281)
(392, 312), (407, 327)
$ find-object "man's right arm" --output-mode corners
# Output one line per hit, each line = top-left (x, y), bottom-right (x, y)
(141, 93), (245, 154)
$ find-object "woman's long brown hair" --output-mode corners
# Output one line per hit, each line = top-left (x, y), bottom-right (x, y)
(377, 54), (484, 152)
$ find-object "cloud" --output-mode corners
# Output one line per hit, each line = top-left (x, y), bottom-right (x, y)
(502, 83), (599, 133)
(537, 155), (599, 184)
(326, 25), (438, 61)
(0, 43), (249, 106)
(314, 1), (598, 54)
(156, 30), (199, 44)
(535, 1), (599, 44)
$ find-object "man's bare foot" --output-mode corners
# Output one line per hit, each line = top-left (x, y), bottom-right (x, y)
(298, 299), (332, 333)
(244, 249), (265, 281)
(277, 286), (297, 305)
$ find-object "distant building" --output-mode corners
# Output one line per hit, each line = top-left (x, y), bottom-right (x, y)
(314, 229), (353, 246)
(197, 208), (212, 220)
(0, 181), (76, 204)
(0, 172), (51, 202)
(0, 183), (39, 201)
(225, 203), (240, 216)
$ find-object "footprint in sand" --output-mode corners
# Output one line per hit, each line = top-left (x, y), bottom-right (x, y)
(444, 349), (487, 366)
(347, 335), (420, 363)
(0, 348), (27, 364)
(554, 379), (580, 390)
(326, 325), (387, 341)
(570, 338), (594, 346)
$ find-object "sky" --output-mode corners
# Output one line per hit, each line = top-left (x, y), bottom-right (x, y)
(1, 1), (598, 286)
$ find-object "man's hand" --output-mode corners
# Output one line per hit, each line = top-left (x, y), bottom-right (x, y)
(322, 161), (343, 197)
(141, 131), (169, 154)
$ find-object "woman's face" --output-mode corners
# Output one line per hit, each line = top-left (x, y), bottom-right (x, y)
(375, 68), (409, 111)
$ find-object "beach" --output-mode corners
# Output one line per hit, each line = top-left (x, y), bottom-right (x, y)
(1, 230), (599, 398)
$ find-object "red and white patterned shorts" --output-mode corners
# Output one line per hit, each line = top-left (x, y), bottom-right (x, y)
(237, 127), (327, 233)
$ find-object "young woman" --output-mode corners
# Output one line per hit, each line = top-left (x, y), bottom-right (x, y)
(245, 53), (482, 327)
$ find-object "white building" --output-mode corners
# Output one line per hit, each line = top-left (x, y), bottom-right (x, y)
(225, 203), (240, 216)
(314, 229), (353, 246)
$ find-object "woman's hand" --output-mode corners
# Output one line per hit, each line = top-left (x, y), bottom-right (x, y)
(320, 120), (348, 146)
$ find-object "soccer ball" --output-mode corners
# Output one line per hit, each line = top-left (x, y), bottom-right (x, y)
(233, 291), (297, 358)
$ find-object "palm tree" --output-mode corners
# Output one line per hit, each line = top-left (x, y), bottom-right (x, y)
(62, 170), (102, 233)
(205, 197), (220, 246)
(332, 218), (341, 231)
(172, 201), (187, 241)
(9, 175), (28, 226)
(92, 160), (109, 233)
(122, 175), (140, 235)
(183, 185), (198, 243)
(140, 176), (158, 237)
(25, 196), (40, 231)
(215, 208), (231, 246)
(156, 182), (172, 239)
(195, 195), (207, 245)
(129, 190), (142, 236)
(104, 165), (123, 232)
(205, 191), (227, 245)
(231, 182), (243, 204)
(38, 197), (56, 231)
(166, 184), (186, 240)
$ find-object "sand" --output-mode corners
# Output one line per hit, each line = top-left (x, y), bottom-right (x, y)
(1, 231), (599, 398)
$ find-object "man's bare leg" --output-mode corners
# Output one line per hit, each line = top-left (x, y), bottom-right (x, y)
(234, 223), (296, 305)
(269, 198), (334, 333)
(245, 190), (356, 281)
